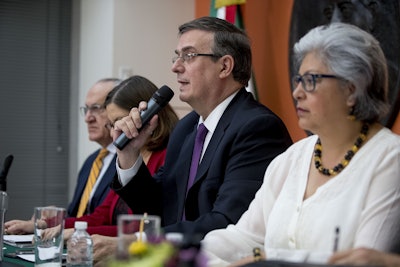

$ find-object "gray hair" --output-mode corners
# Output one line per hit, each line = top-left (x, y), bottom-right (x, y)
(293, 22), (389, 123)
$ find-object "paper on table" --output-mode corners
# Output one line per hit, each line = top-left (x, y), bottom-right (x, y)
(17, 254), (35, 262)
(17, 252), (68, 263)
(4, 234), (34, 242)
(3, 234), (34, 248)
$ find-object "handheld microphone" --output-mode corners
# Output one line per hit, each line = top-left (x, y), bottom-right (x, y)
(113, 85), (174, 150)
(0, 154), (14, 192)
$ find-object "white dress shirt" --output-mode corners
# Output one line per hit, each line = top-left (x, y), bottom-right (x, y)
(117, 91), (238, 186)
(202, 128), (400, 266)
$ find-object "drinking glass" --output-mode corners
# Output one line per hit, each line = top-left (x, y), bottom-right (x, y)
(117, 214), (161, 258)
(33, 206), (66, 267)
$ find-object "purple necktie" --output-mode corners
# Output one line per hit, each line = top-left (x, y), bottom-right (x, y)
(186, 123), (208, 193)
(183, 123), (208, 220)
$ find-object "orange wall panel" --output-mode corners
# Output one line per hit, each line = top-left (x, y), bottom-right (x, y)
(243, 0), (306, 141)
(194, 0), (399, 140)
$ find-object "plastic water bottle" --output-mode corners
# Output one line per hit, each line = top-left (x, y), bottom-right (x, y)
(67, 221), (93, 267)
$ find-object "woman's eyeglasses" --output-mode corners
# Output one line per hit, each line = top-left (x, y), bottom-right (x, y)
(292, 73), (341, 92)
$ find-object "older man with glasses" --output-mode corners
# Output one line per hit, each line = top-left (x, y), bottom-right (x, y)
(4, 78), (121, 235)
(69, 78), (121, 218)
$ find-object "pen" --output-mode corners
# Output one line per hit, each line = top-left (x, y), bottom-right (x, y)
(333, 226), (340, 252)
(15, 249), (35, 254)
(4, 249), (35, 258)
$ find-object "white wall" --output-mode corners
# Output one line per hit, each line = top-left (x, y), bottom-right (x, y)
(69, 0), (194, 200)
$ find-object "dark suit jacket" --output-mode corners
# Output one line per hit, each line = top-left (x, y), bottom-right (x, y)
(112, 88), (292, 238)
(67, 149), (117, 217)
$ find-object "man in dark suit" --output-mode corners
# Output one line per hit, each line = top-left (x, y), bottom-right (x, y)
(67, 78), (120, 217)
(90, 16), (292, 264)
(111, 17), (292, 237)
(4, 78), (121, 234)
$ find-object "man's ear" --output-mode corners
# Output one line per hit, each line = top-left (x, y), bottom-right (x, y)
(219, 55), (234, 78)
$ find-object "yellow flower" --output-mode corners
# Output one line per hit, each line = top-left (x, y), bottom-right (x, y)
(128, 241), (148, 255)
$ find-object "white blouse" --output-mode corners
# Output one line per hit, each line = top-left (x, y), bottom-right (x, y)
(202, 128), (400, 266)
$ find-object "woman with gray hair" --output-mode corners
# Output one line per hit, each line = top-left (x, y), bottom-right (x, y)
(201, 22), (400, 267)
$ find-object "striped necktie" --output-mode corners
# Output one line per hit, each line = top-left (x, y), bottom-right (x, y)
(76, 148), (109, 217)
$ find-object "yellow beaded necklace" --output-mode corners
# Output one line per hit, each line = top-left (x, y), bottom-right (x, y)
(314, 123), (369, 176)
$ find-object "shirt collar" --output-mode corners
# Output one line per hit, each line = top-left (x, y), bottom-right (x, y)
(200, 91), (238, 134)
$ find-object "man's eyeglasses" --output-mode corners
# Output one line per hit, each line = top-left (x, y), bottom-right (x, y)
(292, 73), (341, 92)
(172, 52), (219, 64)
(80, 104), (105, 116)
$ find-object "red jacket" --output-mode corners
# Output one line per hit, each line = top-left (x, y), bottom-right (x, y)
(64, 149), (166, 236)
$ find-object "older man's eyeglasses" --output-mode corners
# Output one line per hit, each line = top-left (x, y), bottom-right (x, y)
(292, 73), (340, 92)
(172, 52), (218, 64)
(80, 104), (105, 116)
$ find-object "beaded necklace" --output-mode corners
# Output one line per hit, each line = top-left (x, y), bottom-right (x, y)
(314, 123), (369, 176)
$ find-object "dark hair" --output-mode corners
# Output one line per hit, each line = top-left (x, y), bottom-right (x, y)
(178, 16), (252, 86)
(105, 75), (178, 151)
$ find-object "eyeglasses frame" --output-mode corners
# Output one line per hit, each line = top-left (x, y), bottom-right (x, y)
(292, 73), (341, 92)
(80, 104), (105, 116)
(172, 52), (219, 64)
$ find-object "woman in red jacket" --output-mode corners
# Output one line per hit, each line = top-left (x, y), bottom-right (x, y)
(3, 75), (178, 239)
(63, 75), (178, 239)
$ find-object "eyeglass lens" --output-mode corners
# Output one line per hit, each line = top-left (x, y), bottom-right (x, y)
(80, 104), (104, 116)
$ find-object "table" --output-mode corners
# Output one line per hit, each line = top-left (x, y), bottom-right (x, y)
(242, 260), (381, 267)
(2, 244), (32, 267)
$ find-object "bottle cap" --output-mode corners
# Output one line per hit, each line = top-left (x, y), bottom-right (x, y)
(74, 221), (87, 230)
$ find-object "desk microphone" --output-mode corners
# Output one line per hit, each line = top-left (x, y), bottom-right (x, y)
(113, 85), (174, 150)
(0, 154), (14, 192)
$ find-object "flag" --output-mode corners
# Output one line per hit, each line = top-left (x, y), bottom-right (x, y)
(215, 0), (246, 9)
(209, 0), (258, 99)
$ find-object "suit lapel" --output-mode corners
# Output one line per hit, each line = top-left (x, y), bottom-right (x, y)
(94, 154), (116, 194)
(194, 125), (225, 184)
(176, 124), (197, 201)
(190, 89), (246, 187)
(173, 123), (197, 220)
(79, 150), (99, 197)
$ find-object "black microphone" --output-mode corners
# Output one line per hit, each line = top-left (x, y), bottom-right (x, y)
(0, 155), (14, 192)
(113, 85), (174, 150)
